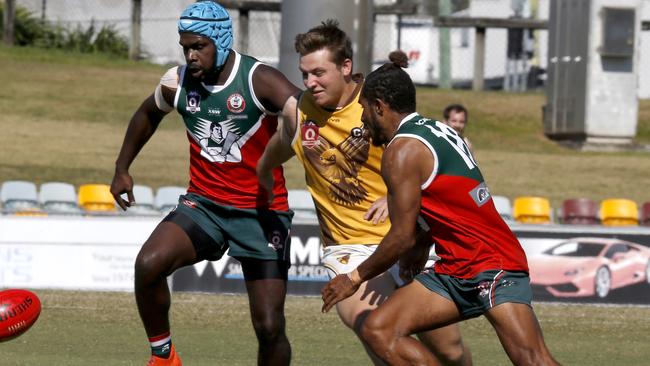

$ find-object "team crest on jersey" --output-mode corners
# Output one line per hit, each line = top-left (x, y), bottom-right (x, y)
(301, 120), (320, 148)
(186, 91), (202, 114)
(469, 182), (491, 207)
(267, 230), (285, 251)
(226, 93), (246, 113)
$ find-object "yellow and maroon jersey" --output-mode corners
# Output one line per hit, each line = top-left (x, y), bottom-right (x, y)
(173, 51), (288, 211)
(291, 87), (390, 246)
(390, 113), (529, 278)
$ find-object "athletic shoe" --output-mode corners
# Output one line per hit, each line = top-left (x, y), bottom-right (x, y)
(147, 345), (182, 366)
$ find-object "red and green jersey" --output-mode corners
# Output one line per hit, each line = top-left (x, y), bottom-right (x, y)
(390, 113), (528, 278)
(174, 51), (288, 210)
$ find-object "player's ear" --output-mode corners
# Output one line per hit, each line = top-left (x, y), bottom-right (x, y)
(375, 98), (388, 116)
(341, 58), (353, 77)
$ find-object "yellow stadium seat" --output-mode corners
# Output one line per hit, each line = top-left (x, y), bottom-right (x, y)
(513, 196), (551, 224)
(78, 184), (116, 212)
(600, 199), (638, 226)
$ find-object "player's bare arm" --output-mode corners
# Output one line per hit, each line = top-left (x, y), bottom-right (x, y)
(253, 64), (300, 198)
(399, 227), (433, 283)
(321, 137), (434, 312)
(111, 91), (171, 210)
(252, 64), (300, 113)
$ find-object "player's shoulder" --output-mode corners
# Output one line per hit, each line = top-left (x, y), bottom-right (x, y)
(160, 66), (181, 89)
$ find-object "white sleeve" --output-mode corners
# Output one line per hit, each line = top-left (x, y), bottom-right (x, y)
(154, 66), (179, 113)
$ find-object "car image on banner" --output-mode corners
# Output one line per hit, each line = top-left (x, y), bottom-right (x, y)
(529, 237), (650, 299)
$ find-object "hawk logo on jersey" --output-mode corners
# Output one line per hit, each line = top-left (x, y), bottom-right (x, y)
(301, 120), (320, 148)
(186, 91), (202, 114)
(304, 125), (370, 205)
(469, 182), (491, 207)
(226, 93), (246, 113)
(195, 117), (243, 163)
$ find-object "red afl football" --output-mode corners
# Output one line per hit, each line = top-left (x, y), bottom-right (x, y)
(0, 289), (42, 342)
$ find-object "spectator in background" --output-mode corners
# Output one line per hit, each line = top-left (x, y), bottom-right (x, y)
(443, 104), (473, 152)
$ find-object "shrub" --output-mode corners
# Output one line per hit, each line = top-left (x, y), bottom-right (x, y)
(1, 3), (129, 58)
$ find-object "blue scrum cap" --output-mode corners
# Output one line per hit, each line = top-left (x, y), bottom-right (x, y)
(178, 1), (233, 69)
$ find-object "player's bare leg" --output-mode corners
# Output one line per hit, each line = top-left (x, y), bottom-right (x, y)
(484, 303), (560, 366)
(134, 221), (198, 337)
(417, 325), (472, 366)
(335, 271), (395, 365)
(361, 281), (464, 366)
(243, 260), (291, 366)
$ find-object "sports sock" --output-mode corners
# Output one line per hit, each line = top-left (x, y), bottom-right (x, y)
(149, 331), (172, 359)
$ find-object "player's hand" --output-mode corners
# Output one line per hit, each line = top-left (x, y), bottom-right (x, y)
(110, 171), (135, 211)
(321, 272), (360, 313)
(363, 196), (388, 225)
(398, 243), (430, 283)
(256, 166), (275, 204)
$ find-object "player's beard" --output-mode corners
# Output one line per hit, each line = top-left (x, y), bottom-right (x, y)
(369, 126), (386, 146)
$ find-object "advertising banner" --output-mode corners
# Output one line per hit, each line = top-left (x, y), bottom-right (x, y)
(173, 222), (650, 305)
(2, 216), (649, 305)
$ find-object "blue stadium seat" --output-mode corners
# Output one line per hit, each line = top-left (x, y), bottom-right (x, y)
(1, 180), (45, 215)
(492, 195), (513, 222)
(39, 182), (83, 215)
(122, 185), (161, 216)
(155, 186), (186, 213)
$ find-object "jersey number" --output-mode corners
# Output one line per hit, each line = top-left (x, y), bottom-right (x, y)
(422, 120), (477, 170)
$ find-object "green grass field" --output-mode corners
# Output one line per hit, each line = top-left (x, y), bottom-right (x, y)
(2, 45), (650, 365)
(1, 291), (649, 365)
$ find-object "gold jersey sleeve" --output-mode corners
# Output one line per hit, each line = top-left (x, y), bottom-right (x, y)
(291, 88), (390, 246)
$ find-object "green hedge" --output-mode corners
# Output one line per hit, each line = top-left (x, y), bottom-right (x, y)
(0, 3), (129, 58)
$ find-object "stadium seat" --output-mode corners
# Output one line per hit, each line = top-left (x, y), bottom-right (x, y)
(288, 189), (318, 221)
(600, 198), (638, 226)
(641, 202), (650, 227)
(39, 182), (83, 215)
(492, 195), (513, 222)
(512, 196), (551, 224)
(155, 186), (186, 213)
(78, 184), (117, 213)
(560, 198), (599, 225)
(121, 185), (161, 216)
(1, 180), (45, 215)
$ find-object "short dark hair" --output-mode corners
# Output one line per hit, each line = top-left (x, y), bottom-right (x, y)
(361, 51), (415, 114)
(294, 19), (353, 66)
(443, 104), (468, 121)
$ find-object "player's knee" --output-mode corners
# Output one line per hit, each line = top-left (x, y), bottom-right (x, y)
(252, 314), (286, 345)
(435, 341), (467, 365)
(360, 313), (391, 351)
(134, 250), (165, 285)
